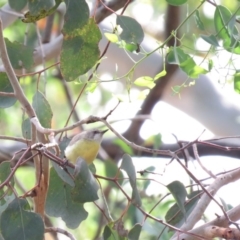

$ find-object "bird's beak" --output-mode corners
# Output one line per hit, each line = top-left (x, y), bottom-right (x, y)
(101, 129), (108, 135)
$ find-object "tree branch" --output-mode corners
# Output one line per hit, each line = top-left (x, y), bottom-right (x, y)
(0, 18), (36, 118)
(171, 167), (240, 239)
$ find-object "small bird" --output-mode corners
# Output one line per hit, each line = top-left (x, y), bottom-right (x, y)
(65, 129), (108, 168)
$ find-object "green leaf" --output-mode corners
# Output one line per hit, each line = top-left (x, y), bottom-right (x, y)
(71, 158), (99, 203)
(103, 221), (127, 240)
(154, 70), (167, 80)
(103, 225), (113, 240)
(214, 5), (240, 54)
(0, 161), (11, 184)
(134, 76), (155, 89)
(167, 47), (196, 76)
(153, 134), (162, 150)
(0, 198), (44, 240)
(22, 118), (32, 140)
(214, 5), (232, 45)
(116, 40), (139, 53)
(116, 16), (144, 44)
(0, 73), (17, 108)
(166, 181), (187, 218)
(51, 161), (75, 187)
(103, 224), (120, 240)
(60, 18), (101, 81)
(124, 43), (139, 52)
(113, 139), (133, 155)
(0, 162), (15, 215)
(201, 34), (219, 46)
(194, 10), (204, 30)
(9, 0), (27, 11)
(0, 191), (15, 216)
(86, 82), (98, 93)
(104, 33), (119, 43)
(172, 85), (182, 95)
(165, 201), (184, 228)
(234, 72), (240, 94)
(208, 59), (213, 71)
(188, 65), (208, 78)
(165, 190), (201, 228)
(179, 57), (195, 71)
(5, 38), (34, 70)
(32, 90), (53, 128)
(168, 47), (207, 78)
(60, 0), (101, 81)
(62, 0), (89, 34)
(228, 15), (236, 36)
(128, 224), (142, 240)
(46, 168), (88, 229)
(120, 154), (141, 206)
(0, 233), (4, 240)
(167, 47), (189, 65)
(104, 160), (124, 188)
(51, 137), (75, 187)
(22, 0), (61, 23)
(28, 0), (55, 15)
(166, 0), (188, 6)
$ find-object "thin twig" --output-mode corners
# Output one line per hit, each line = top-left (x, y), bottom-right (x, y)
(0, 92), (15, 97)
(0, 147), (31, 189)
(0, 135), (31, 143)
(0, 17), (35, 118)
(193, 144), (216, 179)
(45, 227), (76, 240)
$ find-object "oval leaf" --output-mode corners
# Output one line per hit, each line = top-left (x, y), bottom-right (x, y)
(32, 90), (53, 128)
(134, 76), (155, 89)
(62, 0), (89, 34)
(0, 73), (17, 108)
(165, 190), (201, 228)
(167, 47), (206, 78)
(0, 161), (11, 184)
(71, 158), (99, 203)
(194, 10), (205, 30)
(22, 0), (60, 23)
(166, 181), (187, 217)
(0, 198), (44, 240)
(120, 154), (141, 206)
(128, 224), (142, 240)
(167, 47), (189, 65)
(188, 65), (208, 78)
(103, 223), (119, 240)
(22, 118), (32, 140)
(214, 5), (240, 54)
(201, 34), (219, 47)
(46, 168), (88, 229)
(104, 33), (119, 43)
(5, 38), (34, 70)
(51, 137), (75, 187)
(9, 0), (27, 11)
(60, 18), (101, 81)
(117, 16), (144, 44)
(154, 70), (167, 80)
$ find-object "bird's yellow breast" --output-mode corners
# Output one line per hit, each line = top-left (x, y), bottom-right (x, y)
(65, 139), (100, 165)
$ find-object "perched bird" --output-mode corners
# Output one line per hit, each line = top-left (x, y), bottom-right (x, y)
(64, 129), (108, 175)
